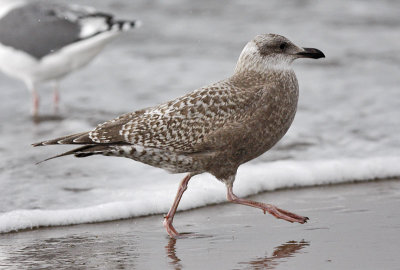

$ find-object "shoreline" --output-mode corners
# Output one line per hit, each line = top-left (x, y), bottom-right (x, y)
(1, 178), (400, 269)
(1, 176), (399, 235)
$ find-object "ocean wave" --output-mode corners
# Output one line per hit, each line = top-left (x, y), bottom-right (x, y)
(1, 156), (399, 233)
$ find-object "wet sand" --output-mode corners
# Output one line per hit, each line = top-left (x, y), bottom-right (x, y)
(1, 179), (400, 270)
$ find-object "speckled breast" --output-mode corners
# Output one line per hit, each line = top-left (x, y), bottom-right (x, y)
(228, 70), (299, 167)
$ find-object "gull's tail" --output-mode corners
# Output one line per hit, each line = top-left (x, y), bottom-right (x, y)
(33, 131), (108, 164)
(112, 19), (142, 31)
(75, 11), (142, 39)
(32, 131), (92, 146)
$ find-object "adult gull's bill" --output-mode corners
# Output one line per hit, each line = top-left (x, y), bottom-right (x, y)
(0, 0), (140, 117)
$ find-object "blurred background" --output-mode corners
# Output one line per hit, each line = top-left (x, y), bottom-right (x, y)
(0, 0), (399, 229)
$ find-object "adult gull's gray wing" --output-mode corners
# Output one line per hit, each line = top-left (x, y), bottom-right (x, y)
(0, 2), (133, 59)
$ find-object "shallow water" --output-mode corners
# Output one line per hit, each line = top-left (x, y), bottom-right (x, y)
(0, 0), (399, 232)
(1, 180), (400, 269)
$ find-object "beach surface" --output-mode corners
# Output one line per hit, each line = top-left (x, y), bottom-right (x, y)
(1, 178), (399, 270)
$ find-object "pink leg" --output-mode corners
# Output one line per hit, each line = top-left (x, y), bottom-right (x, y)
(227, 184), (308, 224)
(53, 82), (60, 113)
(163, 174), (192, 238)
(32, 88), (39, 117)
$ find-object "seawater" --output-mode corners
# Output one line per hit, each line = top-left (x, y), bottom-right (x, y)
(0, 0), (399, 232)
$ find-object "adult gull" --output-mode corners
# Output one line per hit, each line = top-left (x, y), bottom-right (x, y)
(0, 0), (140, 117)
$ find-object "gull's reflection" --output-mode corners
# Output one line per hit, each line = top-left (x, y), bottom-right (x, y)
(165, 237), (309, 270)
(165, 238), (183, 270)
(238, 240), (310, 269)
(31, 114), (64, 124)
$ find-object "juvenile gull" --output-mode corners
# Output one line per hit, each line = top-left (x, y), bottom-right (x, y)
(0, 0), (140, 116)
(33, 34), (325, 238)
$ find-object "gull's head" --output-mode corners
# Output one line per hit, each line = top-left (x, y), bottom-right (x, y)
(235, 34), (325, 73)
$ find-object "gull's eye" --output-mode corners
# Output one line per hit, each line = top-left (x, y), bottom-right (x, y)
(280, 42), (287, 50)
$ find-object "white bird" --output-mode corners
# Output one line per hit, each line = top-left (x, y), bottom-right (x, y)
(0, 0), (140, 117)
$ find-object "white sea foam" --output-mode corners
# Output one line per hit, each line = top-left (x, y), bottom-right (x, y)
(1, 156), (399, 233)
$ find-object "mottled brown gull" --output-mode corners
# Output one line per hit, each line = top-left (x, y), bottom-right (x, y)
(33, 34), (325, 238)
